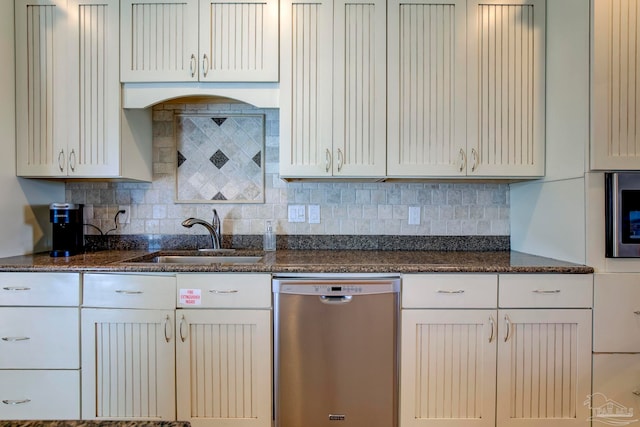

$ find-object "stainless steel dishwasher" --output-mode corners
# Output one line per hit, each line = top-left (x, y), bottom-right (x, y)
(273, 274), (400, 427)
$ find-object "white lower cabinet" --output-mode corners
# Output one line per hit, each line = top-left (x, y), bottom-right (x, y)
(175, 273), (272, 427)
(176, 309), (271, 427)
(81, 273), (178, 420)
(401, 274), (593, 427)
(0, 272), (81, 420)
(592, 274), (640, 424)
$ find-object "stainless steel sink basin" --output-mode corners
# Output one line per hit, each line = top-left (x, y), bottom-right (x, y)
(152, 255), (263, 264)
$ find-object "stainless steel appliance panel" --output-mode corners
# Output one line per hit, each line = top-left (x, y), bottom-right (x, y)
(274, 277), (399, 427)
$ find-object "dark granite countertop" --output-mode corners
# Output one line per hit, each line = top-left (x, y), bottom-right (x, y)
(0, 250), (594, 274)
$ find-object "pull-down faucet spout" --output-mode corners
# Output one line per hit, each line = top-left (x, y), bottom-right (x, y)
(181, 209), (222, 250)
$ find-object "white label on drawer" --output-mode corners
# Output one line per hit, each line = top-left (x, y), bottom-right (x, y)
(180, 289), (201, 305)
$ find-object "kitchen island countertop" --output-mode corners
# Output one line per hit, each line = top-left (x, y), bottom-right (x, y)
(0, 250), (594, 274)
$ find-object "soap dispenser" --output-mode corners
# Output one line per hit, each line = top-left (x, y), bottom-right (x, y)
(264, 221), (276, 251)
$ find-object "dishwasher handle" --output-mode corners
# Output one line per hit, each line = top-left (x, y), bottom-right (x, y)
(320, 295), (353, 304)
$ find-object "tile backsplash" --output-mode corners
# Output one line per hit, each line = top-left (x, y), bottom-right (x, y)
(66, 100), (510, 238)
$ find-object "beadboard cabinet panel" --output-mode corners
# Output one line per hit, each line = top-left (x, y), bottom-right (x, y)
(280, 0), (386, 178)
(467, 0), (545, 177)
(176, 309), (272, 427)
(15, 0), (67, 177)
(387, 0), (467, 177)
(279, 0), (334, 177)
(496, 309), (592, 427)
(401, 309), (497, 427)
(81, 308), (176, 420)
(120, 0), (199, 81)
(592, 0), (640, 170)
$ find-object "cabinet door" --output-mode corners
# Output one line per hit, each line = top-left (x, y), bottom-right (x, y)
(387, 0), (467, 177)
(593, 273), (640, 352)
(592, 0), (640, 170)
(81, 308), (176, 420)
(198, 0), (279, 82)
(176, 309), (271, 427)
(15, 0), (68, 177)
(467, 0), (545, 178)
(279, 0), (333, 177)
(332, 0), (386, 177)
(592, 354), (640, 424)
(400, 309), (497, 427)
(496, 309), (592, 427)
(120, 0), (199, 82)
(67, 0), (121, 177)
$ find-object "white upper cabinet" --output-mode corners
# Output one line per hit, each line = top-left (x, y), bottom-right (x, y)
(279, 0), (387, 178)
(15, 0), (68, 177)
(388, 0), (545, 178)
(120, 0), (279, 82)
(15, 0), (152, 180)
(592, 0), (640, 170)
(387, 0), (467, 177)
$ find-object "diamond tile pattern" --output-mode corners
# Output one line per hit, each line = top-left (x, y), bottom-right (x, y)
(176, 115), (264, 202)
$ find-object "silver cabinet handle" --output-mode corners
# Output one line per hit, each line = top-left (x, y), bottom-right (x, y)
(458, 148), (466, 172)
(337, 148), (344, 172)
(2, 337), (30, 342)
(2, 287), (30, 291)
(504, 314), (512, 342)
(633, 390), (640, 397)
(533, 289), (561, 294)
(489, 315), (495, 343)
(325, 149), (332, 173)
(179, 315), (187, 342)
(2, 399), (31, 405)
(437, 289), (465, 294)
(58, 149), (65, 172)
(202, 54), (209, 78)
(209, 289), (239, 294)
(164, 315), (172, 343)
(471, 148), (478, 172)
(190, 54), (197, 78)
(69, 149), (76, 172)
(633, 311), (640, 316)
(115, 290), (143, 295)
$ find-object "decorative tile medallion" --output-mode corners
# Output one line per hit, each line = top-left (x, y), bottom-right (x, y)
(175, 114), (265, 203)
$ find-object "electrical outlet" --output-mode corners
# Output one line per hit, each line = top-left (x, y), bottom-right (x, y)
(118, 205), (130, 224)
(408, 206), (421, 225)
(308, 205), (320, 224)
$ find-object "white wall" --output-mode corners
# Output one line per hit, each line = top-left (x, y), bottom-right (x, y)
(0, 1), (64, 257)
(510, 0), (590, 264)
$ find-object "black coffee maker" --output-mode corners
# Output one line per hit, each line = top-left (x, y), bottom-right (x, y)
(50, 203), (84, 257)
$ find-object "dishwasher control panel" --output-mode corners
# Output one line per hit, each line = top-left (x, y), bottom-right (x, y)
(273, 277), (400, 296)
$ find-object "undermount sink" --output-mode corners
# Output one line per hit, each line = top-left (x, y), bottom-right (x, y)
(151, 255), (263, 264)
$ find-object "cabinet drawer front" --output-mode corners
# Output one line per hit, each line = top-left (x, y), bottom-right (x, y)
(0, 273), (80, 306)
(177, 274), (271, 308)
(499, 274), (593, 308)
(0, 307), (79, 369)
(0, 370), (80, 420)
(594, 274), (640, 352)
(83, 274), (176, 309)
(402, 274), (497, 308)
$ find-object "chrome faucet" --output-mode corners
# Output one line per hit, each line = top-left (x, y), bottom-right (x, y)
(181, 209), (222, 250)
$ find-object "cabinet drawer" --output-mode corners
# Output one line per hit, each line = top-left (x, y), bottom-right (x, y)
(83, 274), (176, 309)
(0, 307), (79, 369)
(402, 274), (497, 308)
(0, 370), (80, 420)
(0, 273), (80, 306)
(594, 273), (640, 352)
(499, 274), (593, 308)
(177, 274), (271, 308)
